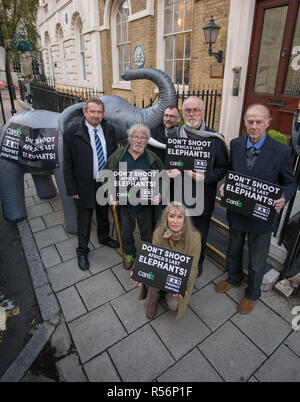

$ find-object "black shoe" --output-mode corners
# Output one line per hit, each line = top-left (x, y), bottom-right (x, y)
(77, 255), (89, 271)
(99, 237), (119, 248)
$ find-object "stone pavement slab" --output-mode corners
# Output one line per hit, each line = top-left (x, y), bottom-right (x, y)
(34, 225), (69, 249)
(198, 321), (266, 382)
(110, 287), (161, 333)
(284, 330), (300, 356)
(76, 269), (125, 311)
(88, 246), (122, 274)
(108, 325), (175, 382)
(254, 344), (300, 382)
(68, 303), (127, 364)
(157, 348), (223, 382)
(84, 352), (121, 382)
(189, 283), (237, 331)
(56, 286), (87, 323)
(47, 258), (91, 292)
(231, 300), (292, 355)
(151, 307), (211, 360)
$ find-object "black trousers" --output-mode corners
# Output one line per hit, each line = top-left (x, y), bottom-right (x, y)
(226, 228), (272, 300)
(76, 183), (110, 256)
(191, 214), (212, 266)
(118, 206), (153, 255)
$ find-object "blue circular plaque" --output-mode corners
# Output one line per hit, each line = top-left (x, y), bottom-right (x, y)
(133, 44), (146, 68)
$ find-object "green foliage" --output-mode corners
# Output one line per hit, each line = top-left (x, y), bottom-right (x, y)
(0, 0), (40, 56)
(268, 129), (288, 144)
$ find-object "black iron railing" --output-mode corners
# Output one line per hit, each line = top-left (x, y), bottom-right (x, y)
(30, 81), (221, 131)
(30, 81), (104, 113)
(176, 88), (222, 131)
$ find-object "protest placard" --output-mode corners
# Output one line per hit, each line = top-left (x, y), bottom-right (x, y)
(221, 171), (283, 224)
(0, 123), (59, 169)
(131, 242), (193, 297)
(165, 137), (213, 175)
(113, 169), (159, 204)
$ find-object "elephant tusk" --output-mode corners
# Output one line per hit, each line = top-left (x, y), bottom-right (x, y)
(148, 137), (166, 149)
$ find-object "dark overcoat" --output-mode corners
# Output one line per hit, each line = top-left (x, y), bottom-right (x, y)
(227, 134), (297, 234)
(63, 117), (117, 209)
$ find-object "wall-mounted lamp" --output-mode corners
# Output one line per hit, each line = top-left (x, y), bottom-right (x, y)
(203, 15), (223, 63)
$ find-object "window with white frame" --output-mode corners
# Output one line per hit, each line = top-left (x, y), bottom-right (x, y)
(76, 17), (86, 82)
(58, 26), (67, 81)
(164, 0), (193, 85)
(116, 0), (130, 81)
(45, 32), (55, 85)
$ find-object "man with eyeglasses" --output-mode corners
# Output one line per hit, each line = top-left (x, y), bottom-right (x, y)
(168, 96), (229, 277)
(104, 123), (165, 269)
(63, 98), (119, 271)
(216, 104), (296, 314)
(148, 105), (181, 162)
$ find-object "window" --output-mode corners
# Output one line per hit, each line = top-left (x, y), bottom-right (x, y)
(32, 59), (40, 76)
(76, 18), (86, 82)
(12, 59), (21, 74)
(44, 32), (55, 85)
(116, 0), (130, 81)
(164, 0), (193, 85)
(58, 26), (67, 80)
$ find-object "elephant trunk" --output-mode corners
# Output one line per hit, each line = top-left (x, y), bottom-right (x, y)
(121, 68), (177, 129)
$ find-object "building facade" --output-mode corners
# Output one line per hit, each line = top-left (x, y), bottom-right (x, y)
(37, 0), (300, 142)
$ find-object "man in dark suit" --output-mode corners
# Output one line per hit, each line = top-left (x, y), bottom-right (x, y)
(216, 104), (297, 314)
(168, 96), (229, 276)
(63, 98), (119, 271)
(148, 105), (181, 162)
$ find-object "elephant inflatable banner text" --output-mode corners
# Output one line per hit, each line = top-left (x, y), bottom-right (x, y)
(0, 123), (59, 169)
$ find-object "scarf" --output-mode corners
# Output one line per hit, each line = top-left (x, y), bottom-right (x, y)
(179, 122), (228, 146)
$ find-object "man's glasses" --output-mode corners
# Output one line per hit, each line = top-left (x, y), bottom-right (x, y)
(132, 136), (147, 142)
(164, 114), (179, 119)
(183, 108), (204, 114)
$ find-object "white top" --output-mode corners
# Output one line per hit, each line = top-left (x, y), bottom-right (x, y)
(85, 121), (107, 179)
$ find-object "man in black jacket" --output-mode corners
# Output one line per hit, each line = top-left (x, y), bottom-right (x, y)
(216, 104), (296, 314)
(63, 98), (119, 271)
(168, 96), (229, 276)
(148, 105), (181, 162)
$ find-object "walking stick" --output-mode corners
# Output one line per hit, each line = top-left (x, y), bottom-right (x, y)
(112, 204), (126, 267)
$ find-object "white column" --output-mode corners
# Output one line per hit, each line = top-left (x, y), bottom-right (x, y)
(89, 0), (103, 91)
(219, 0), (256, 144)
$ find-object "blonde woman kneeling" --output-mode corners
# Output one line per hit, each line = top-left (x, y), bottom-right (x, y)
(131, 202), (201, 320)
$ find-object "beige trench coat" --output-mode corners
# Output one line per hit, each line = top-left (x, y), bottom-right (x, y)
(139, 229), (201, 320)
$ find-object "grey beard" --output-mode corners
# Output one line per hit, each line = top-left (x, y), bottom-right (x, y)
(185, 120), (202, 129)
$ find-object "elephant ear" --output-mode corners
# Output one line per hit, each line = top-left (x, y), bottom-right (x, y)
(58, 102), (85, 135)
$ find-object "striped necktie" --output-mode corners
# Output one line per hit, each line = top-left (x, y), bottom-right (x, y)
(94, 128), (105, 173)
(247, 145), (257, 170)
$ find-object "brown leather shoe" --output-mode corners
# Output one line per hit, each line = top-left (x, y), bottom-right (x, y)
(237, 297), (257, 314)
(146, 299), (160, 319)
(215, 280), (240, 293)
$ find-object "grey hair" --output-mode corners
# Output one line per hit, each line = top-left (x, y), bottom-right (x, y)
(244, 104), (271, 122)
(127, 123), (151, 143)
(182, 96), (205, 111)
(83, 98), (105, 112)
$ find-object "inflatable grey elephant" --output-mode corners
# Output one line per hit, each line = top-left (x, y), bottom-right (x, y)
(0, 68), (176, 234)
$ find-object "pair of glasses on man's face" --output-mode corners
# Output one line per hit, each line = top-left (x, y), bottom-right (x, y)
(163, 114), (179, 119)
(183, 108), (204, 114)
(132, 136), (147, 142)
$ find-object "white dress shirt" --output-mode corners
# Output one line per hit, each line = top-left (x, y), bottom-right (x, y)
(85, 121), (107, 179)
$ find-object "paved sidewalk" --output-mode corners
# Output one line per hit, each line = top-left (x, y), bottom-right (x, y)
(13, 174), (300, 382)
